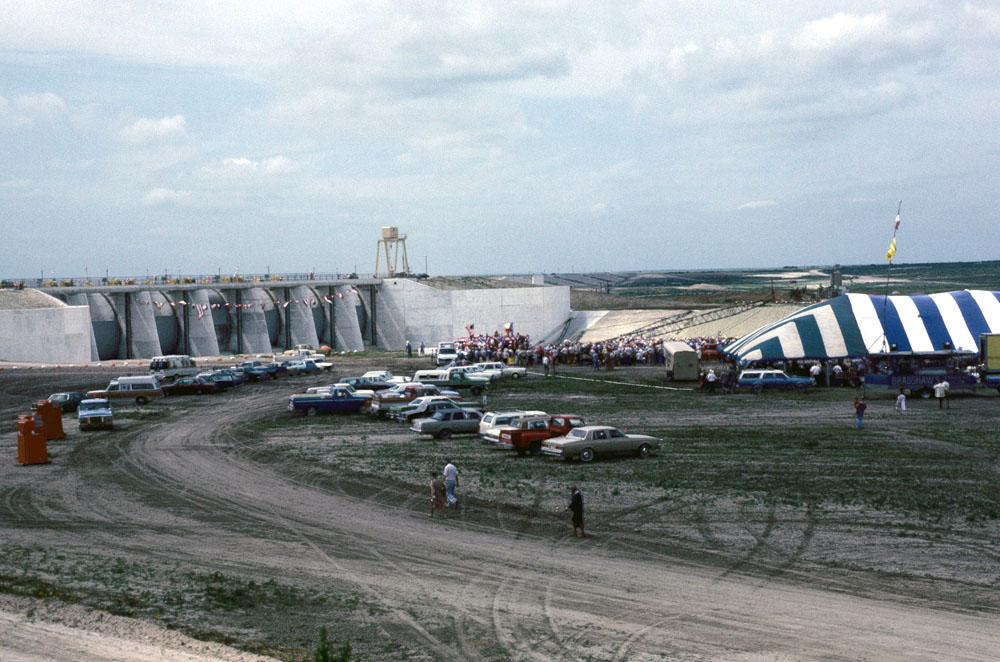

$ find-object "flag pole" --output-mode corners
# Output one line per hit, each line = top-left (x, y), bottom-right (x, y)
(879, 200), (902, 352)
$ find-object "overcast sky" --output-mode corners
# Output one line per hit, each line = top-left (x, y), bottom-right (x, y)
(2, 1), (998, 279)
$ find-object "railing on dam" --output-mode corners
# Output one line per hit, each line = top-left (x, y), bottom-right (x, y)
(3, 271), (388, 289)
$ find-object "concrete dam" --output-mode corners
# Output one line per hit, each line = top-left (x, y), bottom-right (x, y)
(1, 278), (570, 363)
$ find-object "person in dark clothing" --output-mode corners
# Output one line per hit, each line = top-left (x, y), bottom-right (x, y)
(565, 486), (584, 538)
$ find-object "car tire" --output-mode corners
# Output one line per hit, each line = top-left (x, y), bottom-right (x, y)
(795, 383), (806, 393)
(530, 441), (542, 456)
(136, 396), (148, 405)
(511, 372), (521, 379)
(438, 429), (452, 440)
(306, 407), (318, 417)
(579, 448), (595, 463)
(752, 384), (763, 394)
(637, 443), (652, 458)
(196, 388), (203, 395)
(471, 386), (483, 396)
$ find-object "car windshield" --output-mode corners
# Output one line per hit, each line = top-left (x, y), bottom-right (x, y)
(568, 429), (587, 439)
(80, 402), (106, 412)
(49, 394), (67, 401)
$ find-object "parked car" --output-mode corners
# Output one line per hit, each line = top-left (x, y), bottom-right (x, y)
(239, 361), (277, 381)
(361, 370), (409, 385)
(162, 376), (221, 396)
(496, 414), (587, 456)
(737, 369), (814, 393)
(392, 396), (469, 422)
(541, 426), (661, 462)
(699, 343), (722, 361)
(472, 361), (527, 380)
(435, 344), (459, 366)
(78, 398), (114, 430)
(287, 387), (369, 416)
(339, 376), (395, 392)
(287, 359), (332, 375)
(47, 391), (84, 412)
(197, 370), (241, 390)
(479, 410), (546, 443)
(370, 383), (459, 416)
(413, 368), (491, 396)
(410, 409), (483, 439)
(86, 376), (164, 405)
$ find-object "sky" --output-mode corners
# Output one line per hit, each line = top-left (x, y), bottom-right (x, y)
(1, 1), (999, 279)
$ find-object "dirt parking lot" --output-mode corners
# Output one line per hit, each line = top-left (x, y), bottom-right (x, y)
(1, 356), (998, 661)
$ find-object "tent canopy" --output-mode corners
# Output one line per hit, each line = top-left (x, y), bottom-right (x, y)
(722, 290), (1000, 363)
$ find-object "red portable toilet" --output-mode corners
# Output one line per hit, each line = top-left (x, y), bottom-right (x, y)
(16, 414), (49, 465)
(34, 400), (65, 440)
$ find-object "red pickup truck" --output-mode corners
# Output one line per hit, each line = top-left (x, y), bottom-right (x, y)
(497, 414), (587, 456)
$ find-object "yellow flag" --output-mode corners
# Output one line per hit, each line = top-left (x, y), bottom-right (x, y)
(885, 237), (897, 261)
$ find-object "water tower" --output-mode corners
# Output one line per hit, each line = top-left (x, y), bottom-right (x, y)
(375, 227), (410, 277)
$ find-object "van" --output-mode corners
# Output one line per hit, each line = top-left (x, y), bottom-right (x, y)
(149, 355), (198, 381)
(87, 375), (164, 405)
(663, 341), (699, 381)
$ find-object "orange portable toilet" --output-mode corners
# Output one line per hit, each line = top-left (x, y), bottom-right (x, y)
(34, 400), (65, 440)
(16, 414), (49, 465)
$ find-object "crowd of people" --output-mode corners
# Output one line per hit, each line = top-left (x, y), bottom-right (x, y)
(442, 334), (739, 372)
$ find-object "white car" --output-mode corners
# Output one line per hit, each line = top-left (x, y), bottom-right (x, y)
(473, 362), (527, 380)
(361, 370), (410, 385)
(479, 410), (546, 442)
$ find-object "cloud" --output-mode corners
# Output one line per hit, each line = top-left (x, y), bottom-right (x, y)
(14, 92), (68, 119)
(737, 200), (778, 210)
(0, 92), (68, 128)
(222, 156), (295, 174)
(120, 115), (186, 144)
(194, 156), (297, 183)
(143, 187), (191, 206)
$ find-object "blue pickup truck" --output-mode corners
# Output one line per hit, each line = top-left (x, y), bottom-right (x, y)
(288, 387), (369, 416)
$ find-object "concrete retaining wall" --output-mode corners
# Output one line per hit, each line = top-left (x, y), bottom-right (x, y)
(375, 279), (570, 348)
(0, 305), (93, 363)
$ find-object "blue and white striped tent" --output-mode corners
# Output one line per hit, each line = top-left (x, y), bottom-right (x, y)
(723, 290), (1000, 362)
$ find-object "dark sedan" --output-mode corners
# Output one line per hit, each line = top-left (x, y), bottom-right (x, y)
(163, 376), (221, 396)
(47, 391), (85, 412)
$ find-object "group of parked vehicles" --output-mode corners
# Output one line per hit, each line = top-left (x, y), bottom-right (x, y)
(44, 349), (333, 432)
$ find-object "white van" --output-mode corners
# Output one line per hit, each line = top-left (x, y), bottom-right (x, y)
(435, 343), (459, 366)
(663, 341), (699, 381)
(87, 376), (164, 405)
(150, 355), (198, 381)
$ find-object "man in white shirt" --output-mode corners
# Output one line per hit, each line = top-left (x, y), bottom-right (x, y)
(933, 379), (950, 409)
(443, 459), (459, 507)
(809, 363), (822, 385)
(705, 368), (717, 393)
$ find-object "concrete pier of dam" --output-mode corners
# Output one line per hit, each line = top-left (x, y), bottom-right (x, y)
(0, 278), (570, 363)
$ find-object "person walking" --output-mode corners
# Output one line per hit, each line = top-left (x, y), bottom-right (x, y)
(854, 397), (867, 428)
(705, 368), (717, 394)
(565, 486), (584, 537)
(443, 458), (459, 507)
(406, 340), (413, 359)
(895, 388), (906, 412)
(542, 354), (550, 377)
(429, 471), (446, 518)
(933, 379), (950, 409)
